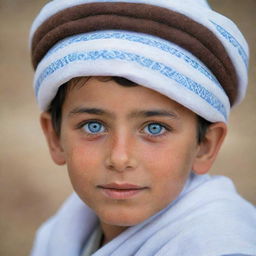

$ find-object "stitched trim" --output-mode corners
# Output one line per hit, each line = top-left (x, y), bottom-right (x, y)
(210, 20), (248, 68)
(45, 31), (222, 89)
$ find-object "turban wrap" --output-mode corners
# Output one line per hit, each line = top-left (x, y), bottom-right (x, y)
(30, 0), (249, 123)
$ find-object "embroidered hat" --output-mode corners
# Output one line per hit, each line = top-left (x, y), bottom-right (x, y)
(30, 0), (249, 123)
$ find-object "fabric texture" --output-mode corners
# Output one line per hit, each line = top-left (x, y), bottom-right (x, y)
(81, 225), (102, 256)
(29, 0), (249, 123)
(30, 174), (256, 256)
(33, 30), (230, 123)
(31, 2), (237, 106)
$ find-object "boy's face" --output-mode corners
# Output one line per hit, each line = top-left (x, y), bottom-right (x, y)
(58, 77), (200, 230)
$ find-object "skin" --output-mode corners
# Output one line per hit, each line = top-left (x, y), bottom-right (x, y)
(41, 77), (227, 245)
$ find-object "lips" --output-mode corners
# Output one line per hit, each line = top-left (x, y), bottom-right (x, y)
(97, 183), (148, 199)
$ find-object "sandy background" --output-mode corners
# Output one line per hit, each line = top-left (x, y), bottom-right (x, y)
(0, 0), (255, 255)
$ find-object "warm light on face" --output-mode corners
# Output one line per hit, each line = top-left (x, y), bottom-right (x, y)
(59, 77), (200, 237)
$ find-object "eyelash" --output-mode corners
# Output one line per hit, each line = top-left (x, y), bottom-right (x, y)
(76, 120), (171, 138)
(76, 120), (107, 137)
(141, 121), (171, 138)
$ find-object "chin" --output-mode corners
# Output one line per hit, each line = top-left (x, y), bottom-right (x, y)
(99, 207), (150, 227)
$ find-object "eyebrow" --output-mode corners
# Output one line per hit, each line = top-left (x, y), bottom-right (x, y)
(68, 107), (178, 120)
(129, 110), (178, 119)
(68, 107), (114, 118)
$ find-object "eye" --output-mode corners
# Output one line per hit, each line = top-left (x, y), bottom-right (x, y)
(144, 123), (166, 136)
(82, 121), (105, 134)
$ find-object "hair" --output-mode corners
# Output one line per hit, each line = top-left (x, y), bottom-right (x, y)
(47, 76), (211, 143)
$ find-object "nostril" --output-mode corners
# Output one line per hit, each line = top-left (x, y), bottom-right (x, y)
(105, 152), (137, 172)
(104, 134), (138, 171)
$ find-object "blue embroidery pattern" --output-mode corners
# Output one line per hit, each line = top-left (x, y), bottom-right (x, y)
(210, 20), (248, 69)
(36, 49), (227, 120)
(45, 31), (221, 88)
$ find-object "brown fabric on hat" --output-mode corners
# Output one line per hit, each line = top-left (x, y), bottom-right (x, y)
(31, 2), (238, 105)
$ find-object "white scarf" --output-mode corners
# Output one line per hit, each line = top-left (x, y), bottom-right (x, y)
(30, 174), (256, 256)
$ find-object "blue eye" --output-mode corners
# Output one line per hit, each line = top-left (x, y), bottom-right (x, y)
(83, 121), (105, 134)
(144, 123), (165, 135)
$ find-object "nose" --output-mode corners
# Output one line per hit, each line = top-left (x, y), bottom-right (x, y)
(105, 131), (138, 172)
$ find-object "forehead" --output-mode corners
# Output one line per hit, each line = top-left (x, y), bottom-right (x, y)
(63, 77), (196, 119)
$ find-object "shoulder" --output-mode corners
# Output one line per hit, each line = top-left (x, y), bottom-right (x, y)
(30, 216), (56, 256)
(127, 175), (256, 256)
(160, 174), (256, 255)
(30, 193), (98, 256)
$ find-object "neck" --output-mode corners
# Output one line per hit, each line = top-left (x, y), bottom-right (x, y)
(100, 222), (128, 246)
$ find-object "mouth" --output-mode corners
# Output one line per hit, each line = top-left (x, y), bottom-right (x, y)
(97, 183), (148, 200)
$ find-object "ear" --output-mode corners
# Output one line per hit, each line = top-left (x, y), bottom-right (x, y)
(40, 112), (66, 165)
(192, 122), (227, 175)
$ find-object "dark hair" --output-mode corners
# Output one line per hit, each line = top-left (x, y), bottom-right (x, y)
(47, 77), (211, 143)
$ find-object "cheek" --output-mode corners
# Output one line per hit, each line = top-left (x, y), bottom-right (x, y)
(63, 141), (102, 193)
(140, 141), (196, 198)
(69, 146), (94, 165)
(142, 141), (194, 175)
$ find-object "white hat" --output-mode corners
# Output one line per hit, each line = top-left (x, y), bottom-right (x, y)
(30, 0), (249, 123)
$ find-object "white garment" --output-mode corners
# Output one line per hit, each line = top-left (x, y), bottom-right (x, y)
(81, 225), (102, 256)
(30, 174), (256, 256)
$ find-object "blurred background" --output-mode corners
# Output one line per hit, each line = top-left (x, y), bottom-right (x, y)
(0, 0), (255, 255)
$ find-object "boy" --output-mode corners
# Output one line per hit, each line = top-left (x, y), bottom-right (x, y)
(30, 0), (256, 255)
